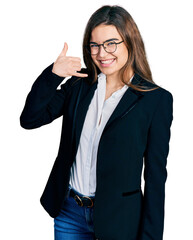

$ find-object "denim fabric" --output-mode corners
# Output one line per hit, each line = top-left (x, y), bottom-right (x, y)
(54, 187), (96, 240)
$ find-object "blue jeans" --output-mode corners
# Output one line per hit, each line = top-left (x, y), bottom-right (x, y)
(54, 187), (96, 240)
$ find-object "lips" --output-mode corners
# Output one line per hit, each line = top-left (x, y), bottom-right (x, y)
(98, 58), (116, 67)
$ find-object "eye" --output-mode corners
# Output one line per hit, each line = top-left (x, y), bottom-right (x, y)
(107, 41), (115, 46)
(90, 44), (98, 48)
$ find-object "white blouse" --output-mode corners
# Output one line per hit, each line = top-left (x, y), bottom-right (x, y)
(69, 72), (134, 196)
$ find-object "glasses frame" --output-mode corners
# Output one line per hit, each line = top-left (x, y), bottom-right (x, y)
(86, 40), (124, 55)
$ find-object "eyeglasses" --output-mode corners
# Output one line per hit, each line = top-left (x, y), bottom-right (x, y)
(86, 40), (124, 55)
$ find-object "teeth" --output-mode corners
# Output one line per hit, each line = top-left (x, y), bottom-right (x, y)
(100, 59), (115, 64)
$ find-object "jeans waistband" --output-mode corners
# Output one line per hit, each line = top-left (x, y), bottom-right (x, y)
(67, 185), (95, 198)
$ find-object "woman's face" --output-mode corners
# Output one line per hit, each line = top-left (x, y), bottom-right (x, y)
(90, 24), (128, 80)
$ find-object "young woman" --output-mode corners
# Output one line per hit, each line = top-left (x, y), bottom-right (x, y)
(20, 5), (173, 240)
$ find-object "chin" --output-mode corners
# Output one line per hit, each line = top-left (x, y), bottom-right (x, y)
(99, 68), (117, 77)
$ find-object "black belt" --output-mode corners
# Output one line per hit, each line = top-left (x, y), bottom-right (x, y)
(69, 188), (95, 207)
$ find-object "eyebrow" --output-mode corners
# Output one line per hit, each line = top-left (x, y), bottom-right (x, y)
(89, 38), (119, 44)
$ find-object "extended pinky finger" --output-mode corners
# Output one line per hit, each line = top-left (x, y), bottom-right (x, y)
(73, 71), (88, 78)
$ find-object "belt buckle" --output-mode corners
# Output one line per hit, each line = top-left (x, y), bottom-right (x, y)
(74, 194), (83, 207)
(74, 195), (94, 207)
(82, 196), (94, 208)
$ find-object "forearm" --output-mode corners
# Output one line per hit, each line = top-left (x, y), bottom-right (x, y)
(20, 62), (68, 129)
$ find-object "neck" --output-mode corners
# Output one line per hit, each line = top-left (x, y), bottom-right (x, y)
(106, 68), (134, 88)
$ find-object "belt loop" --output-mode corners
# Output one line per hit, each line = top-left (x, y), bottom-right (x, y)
(66, 185), (72, 198)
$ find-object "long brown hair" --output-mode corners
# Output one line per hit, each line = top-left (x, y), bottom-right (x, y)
(82, 5), (159, 91)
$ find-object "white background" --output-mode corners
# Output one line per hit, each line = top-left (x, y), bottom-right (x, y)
(1, 0), (192, 239)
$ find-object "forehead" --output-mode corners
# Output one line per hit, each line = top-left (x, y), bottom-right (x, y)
(90, 24), (121, 43)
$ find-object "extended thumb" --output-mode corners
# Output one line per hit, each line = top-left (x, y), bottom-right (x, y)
(61, 42), (68, 56)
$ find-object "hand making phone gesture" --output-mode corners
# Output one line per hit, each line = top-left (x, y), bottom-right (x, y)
(52, 42), (88, 78)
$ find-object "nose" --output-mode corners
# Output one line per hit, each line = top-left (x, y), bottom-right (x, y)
(98, 45), (108, 57)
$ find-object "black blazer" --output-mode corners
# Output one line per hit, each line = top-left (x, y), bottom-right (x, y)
(20, 63), (173, 240)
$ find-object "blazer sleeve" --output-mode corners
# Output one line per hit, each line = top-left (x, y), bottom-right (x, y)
(139, 89), (173, 240)
(20, 62), (75, 129)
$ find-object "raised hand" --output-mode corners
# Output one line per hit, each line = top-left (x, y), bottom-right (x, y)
(52, 42), (88, 78)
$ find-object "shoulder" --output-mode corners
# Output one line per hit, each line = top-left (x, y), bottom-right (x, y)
(134, 76), (174, 127)
(145, 85), (173, 113)
(131, 74), (173, 119)
(146, 84), (173, 105)
(145, 85), (173, 103)
(133, 73), (173, 101)
(143, 84), (173, 120)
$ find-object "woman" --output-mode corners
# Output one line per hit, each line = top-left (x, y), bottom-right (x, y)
(20, 5), (173, 240)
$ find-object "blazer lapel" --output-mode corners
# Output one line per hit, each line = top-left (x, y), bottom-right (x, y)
(102, 86), (144, 133)
(74, 73), (145, 153)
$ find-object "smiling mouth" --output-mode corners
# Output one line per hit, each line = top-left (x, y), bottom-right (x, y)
(98, 58), (116, 66)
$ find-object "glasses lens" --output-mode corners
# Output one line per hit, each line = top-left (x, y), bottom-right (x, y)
(89, 44), (99, 55)
(88, 41), (116, 54)
(104, 41), (116, 53)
